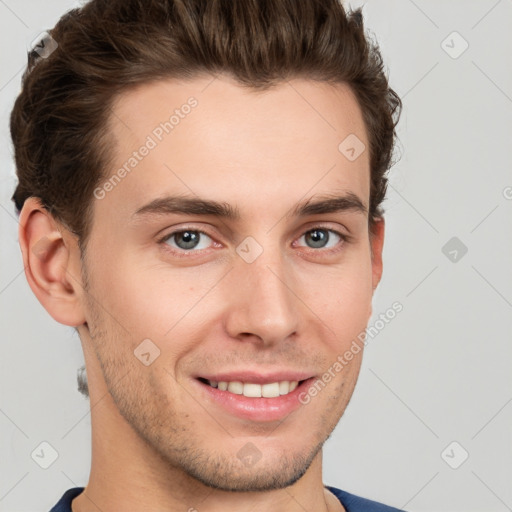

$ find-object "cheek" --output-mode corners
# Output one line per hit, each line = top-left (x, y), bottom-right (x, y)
(90, 252), (221, 350)
(333, 275), (373, 325)
(300, 254), (373, 339)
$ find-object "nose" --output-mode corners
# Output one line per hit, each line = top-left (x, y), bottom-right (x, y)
(223, 246), (300, 348)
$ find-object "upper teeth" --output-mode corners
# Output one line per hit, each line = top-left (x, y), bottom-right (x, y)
(208, 380), (299, 397)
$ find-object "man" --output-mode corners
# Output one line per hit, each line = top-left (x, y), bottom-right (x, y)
(11, 0), (403, 510)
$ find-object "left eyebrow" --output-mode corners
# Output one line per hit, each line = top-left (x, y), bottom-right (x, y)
(290, 192), (367, 218)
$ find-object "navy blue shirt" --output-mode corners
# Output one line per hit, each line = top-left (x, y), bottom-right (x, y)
(49, 486), (405, 511)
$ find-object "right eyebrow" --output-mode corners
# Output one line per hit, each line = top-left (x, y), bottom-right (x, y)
(132, 195), (241, 221)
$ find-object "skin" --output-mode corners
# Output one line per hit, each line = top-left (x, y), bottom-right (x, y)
(19, 74), (384, 512)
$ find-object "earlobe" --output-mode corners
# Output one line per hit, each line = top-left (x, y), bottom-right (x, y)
(18, 198), (86, 327)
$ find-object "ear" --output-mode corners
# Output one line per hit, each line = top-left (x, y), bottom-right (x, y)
(18, 197), (86, 327)
(370, 216), (385, 293)
(366, 217), (385, 321)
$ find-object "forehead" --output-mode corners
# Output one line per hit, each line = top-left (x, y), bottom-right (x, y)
(98, 75), (370, 224)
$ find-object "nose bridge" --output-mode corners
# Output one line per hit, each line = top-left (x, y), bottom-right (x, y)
(225, 237), (300, 345)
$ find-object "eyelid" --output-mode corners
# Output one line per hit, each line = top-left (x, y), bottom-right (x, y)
(296, 222), (352, 242)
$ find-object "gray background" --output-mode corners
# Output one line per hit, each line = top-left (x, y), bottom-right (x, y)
(1, 1), (511, 511)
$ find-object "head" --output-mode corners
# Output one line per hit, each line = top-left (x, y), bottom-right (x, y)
(12, 0), (401, 494)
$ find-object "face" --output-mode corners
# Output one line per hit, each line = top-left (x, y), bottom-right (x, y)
(79, 75), (382, 492)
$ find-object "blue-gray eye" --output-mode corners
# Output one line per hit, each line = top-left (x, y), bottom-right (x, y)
(164, 230), (212, 251)
(299, 228), (342, 249)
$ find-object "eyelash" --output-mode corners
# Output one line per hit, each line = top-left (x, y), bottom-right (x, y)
(157, 225), (351, 258)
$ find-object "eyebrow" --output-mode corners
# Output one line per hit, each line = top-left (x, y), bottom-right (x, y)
(132, 192), (367, 221)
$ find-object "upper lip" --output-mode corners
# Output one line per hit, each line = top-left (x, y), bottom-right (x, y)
(196, 371), (315, 384)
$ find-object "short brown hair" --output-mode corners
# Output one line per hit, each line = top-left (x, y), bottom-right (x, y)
(11, 0), (401, 248)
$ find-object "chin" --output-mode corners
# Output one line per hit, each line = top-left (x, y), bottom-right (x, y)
(186, 449), (317, 492)
(155, 433), (327, 493)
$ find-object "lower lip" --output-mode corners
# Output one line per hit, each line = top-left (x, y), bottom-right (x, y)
(194, 378), (316, 422)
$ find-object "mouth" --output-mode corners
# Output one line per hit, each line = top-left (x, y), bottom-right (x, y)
(194, 375), (316, 422)
(197, 377), (307, 397)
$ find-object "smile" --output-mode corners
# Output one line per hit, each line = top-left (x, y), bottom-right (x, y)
(200, 378), (303, 397)
(195, 376), (316, 422)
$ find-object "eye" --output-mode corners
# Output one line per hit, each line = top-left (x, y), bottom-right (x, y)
(158, 225), (348, 258)
(162, 229), (213, 252)
(295, 227), (345, 251)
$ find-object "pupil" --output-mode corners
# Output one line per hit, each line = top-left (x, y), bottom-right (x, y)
(177, 231), (199, 249)
(307, 229), (327, 248)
